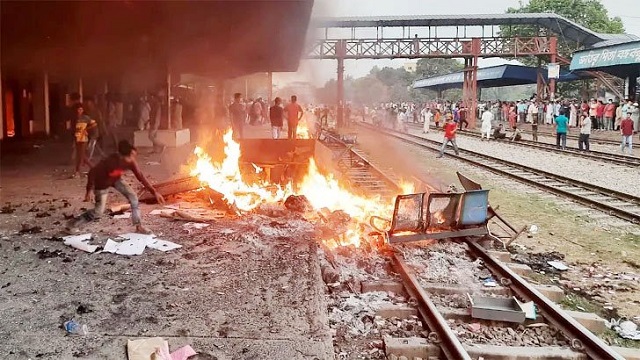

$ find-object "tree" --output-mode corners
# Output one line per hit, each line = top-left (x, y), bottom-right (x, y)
(501, 0), (625, 97)
(415, 58), (464, 80)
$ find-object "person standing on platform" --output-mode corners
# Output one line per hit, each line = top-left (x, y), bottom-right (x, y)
(480, 108), (493, 141)
(458, 106), (468, 130)
(422, 107), (433, 133)
(555, 110), (569, 149)
(620, 112), (634, 154)
(604, 99), (616, 131)
(269, 97), (284, 139)
(437, 116), (459, 158)
(531, 107), (539, 142)
(578, 114), (591, 151)
(285, 95), (304, 139)
(229, 93), (247, 139)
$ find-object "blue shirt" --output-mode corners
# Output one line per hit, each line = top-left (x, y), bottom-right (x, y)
(555, 115), (568, 133)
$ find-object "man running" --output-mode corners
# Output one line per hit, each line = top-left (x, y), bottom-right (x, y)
(437, 116), (459, 158)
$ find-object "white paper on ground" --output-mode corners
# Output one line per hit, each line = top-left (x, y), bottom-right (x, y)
(127, 337), (169, 360)
(170, 345), (198, 360)
(113, 212), (131, 219)
(62, 233), (98, 253)
(118, 233), (156, 242)
(146, 161), (161, 166)
(516, 299), (537, 320)
(114, 239), (148, 256)
(547, 261), (569, 271)
(147, 239), (182, 252)
(103, 239), (120, 253)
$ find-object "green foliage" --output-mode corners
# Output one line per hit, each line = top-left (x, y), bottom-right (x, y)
(501, 0), (625, 98)
(316, 58), (464, 105)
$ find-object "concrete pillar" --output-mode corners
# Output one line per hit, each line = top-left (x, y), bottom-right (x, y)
(166, 69), (172, 130)
(44, 72), (50, 135)
(78, 77), (83, 102)
(625, 76), (638, 101)
(336, 40), (346, 128)
(0, 68), (3, 140)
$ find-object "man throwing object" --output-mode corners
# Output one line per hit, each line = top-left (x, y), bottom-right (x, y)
(67, 140), (164, 234)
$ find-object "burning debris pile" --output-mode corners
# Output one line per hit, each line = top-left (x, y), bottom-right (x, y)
(186, 129), (404, 250)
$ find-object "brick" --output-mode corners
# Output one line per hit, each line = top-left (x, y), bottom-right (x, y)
(533, 284), (565, 302)
(506, 263), (533, 277)
(384, 337), (440, 359)
(421, 282), (510, 296)
(487, 250), (512, 262)
(463, 345), (587, 359)
(564, 310), (607, 334)
(361, 281), (404, 294)
(611, 346), (640, 360)
(375, 305), (417, 319)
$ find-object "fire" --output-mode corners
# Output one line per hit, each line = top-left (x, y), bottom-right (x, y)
(190, 130), (291, 212)
(190, 128), (414, 248)
(296, 115), (313, 139)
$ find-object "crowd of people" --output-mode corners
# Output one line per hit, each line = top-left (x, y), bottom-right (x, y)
(365, 96), (639, 154)
(227, 93), (305, 140)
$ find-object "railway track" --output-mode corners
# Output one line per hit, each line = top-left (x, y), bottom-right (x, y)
(317, 131), (626, 360)
(361, 123), (640, 224)
(406, 123), (640, 167)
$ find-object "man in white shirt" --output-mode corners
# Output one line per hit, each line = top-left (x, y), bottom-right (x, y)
(480, 109), (494, 140)
(422, 106), (432, 133)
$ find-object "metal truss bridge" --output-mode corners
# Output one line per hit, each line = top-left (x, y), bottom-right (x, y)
(307, 13), (636, 127)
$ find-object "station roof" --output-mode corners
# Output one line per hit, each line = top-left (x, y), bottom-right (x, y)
(412, 64), (584, 91)
(1, 1), (314, 79)
(313, 13), (638, 47)
(570, 40), (640, 78)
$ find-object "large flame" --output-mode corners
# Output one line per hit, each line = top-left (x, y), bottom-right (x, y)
(190, 130), (291, 212)
(190, 128), (413, 248)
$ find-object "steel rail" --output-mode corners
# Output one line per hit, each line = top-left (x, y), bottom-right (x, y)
(320, 133), (624, 359)
(391, 253), (472, 360)
(358, 123), (640, 223)
(464, 238), (625, 360)
(405, 123), (640, 166)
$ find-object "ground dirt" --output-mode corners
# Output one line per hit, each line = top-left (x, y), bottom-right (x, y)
(0, 134), (333, 360)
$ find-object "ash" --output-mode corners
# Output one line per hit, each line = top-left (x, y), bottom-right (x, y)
(401, 241), (486, 290)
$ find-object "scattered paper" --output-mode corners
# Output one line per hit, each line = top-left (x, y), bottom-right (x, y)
(516, 300), (537, 320)
(127, 337), (169, 360)
(170, 345), (197, 360)
(103, 239), (120, 253)
(146, 161), (161, 166)
(101, 234), (182, 255)
(483, 277), (498, 287)
(547, 261), (568, 271)
(529, 224), (538, 234)
(146, 239), (182, 252)
(607, 319), (640, 340)
(63, 233), (98, 253)
(113, 212), (131, 219)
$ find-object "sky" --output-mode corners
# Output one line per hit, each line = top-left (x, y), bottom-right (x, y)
(274, 0), (640, 87)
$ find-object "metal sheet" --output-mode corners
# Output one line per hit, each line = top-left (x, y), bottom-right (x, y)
(471, 295), (525, 323)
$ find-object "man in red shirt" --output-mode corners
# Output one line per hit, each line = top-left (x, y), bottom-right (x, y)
(437, 115), (460, 158)
(285, 95), (304, 139)
(67, 140), (165, 234)
(595, 100), (605, 130)
(603, 99), (616, 131)
(620, 112), (634, 154)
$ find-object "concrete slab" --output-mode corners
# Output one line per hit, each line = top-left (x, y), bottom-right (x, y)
(384, 337), (440, 359)
(361, 281), (405, 295)
(533, 284), (565, 302)
(564, 310), (607, 334)
(488, 250), (512, 262)
(421, 281), (510, 296)
(134, 128), (190, 147)
(376, 305), (418, 319)
(612, 346), (640, 360)
(506, 263), (533, 277)
(463, 344), (587, 359)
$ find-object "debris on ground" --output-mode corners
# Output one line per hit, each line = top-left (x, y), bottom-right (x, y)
(19, 223), (42, 234)
(607, 319), (640, 340)
(547, 260), (568, 271)
(127, 337), (197, 360)
(102, 233), (182, 256)
(113, 212), (132, 219)
(63, 233), (98, 253)
(63, 319), (88, 336)
(284, 194), (312, 213)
